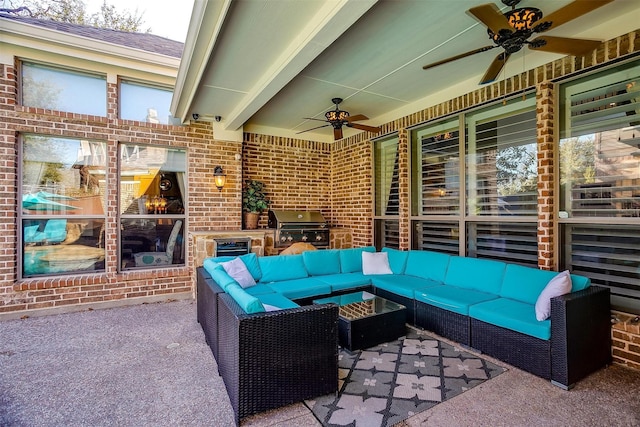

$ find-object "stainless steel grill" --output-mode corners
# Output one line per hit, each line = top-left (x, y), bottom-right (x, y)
(268, 210), (329, 249)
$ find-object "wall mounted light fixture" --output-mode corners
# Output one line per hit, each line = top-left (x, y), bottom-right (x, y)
(213, 165), (227, 191)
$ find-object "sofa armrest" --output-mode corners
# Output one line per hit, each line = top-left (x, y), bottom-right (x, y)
(196, 267), (226, 361)
(217, 293), (339, 423)
(550, 285), (611, 389)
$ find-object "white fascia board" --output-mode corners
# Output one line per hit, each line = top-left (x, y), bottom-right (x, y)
(171, 0), (232, 124)
(0, 18), (179, 73)
(224, 0), (378, 131)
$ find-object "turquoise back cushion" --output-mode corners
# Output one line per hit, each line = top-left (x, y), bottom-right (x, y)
(404, 250), (450, 283)
(258, 254), (308, 283)
(444, 256), (506, 295)
(226, 283), (265, 314)
(209, 253), (262, 281)
(339, 246), (376, 273)
(382, 247), (408, 274)
(500, 264), (591, 304)
(302, 249), (341, 276)
(202, 258), (238, 290)
(500, 264), (561, 304)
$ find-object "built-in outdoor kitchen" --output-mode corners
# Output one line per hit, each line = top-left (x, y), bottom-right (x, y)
(190, 210), (352, 267)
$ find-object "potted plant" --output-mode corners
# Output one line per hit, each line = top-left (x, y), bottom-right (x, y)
(242, 179), (270, 229)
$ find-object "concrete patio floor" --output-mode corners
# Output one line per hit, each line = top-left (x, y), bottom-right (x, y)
(1, 299), (638, 426)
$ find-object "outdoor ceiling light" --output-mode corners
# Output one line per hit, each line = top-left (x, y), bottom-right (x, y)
(213, 166), (227, 191)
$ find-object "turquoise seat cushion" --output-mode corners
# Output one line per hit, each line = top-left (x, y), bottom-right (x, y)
(258, 254), (308, 283)
(339, 246), (376, 273)
(382, 247), (409, 274)
(202, 259), (238, 290)
(257, 293), (299, 310)
(209, 253), (262, 281)
(371, 275), (441, 299)
(469, 298), (551, 340)
(444, 256), (506, 295)
(226, 283), (265, 314)
(404, 250), (450, 283)
(265, 277), (331, 300)
(243, 284), (277, 296)
(415, 286), (498, 316)
(314, 272), (372, 292)
(302, 249), (341, 276)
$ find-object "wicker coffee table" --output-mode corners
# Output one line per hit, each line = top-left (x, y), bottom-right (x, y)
(313, 291), (406, 351)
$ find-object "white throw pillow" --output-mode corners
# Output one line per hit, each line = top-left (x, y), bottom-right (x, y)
(263, 303), (282, 312)
(535, 270), (572, 321)
(220, 258), (256, 289)
(362, 251), (393, 275)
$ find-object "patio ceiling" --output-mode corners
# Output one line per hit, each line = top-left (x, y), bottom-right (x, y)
(172, 0), (640, 143)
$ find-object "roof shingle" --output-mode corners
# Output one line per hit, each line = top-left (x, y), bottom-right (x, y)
(0, 13), (184, 58)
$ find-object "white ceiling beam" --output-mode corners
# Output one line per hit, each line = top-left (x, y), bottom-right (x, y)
(224, 0), (378, 131)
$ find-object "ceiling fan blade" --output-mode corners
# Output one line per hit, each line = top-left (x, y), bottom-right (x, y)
(296, 124), (330, 134)
(344, 114), (368, 122)
(334, 128), (343, 140)
(468, 3), (512, 35)
(529, 36), (602, 56)
(480, 52), (510, 84)
(347, 123), (381, 133)
(303, 117), (329, 122)
(538, 0), (613, 32)
(423, 46), (497, 70)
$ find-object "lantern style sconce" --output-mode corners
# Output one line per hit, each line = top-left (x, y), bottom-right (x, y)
(213, 165), (227, 191)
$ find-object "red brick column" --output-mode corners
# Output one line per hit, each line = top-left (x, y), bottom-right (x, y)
(536, 81), (555, 270)
(397, 128), (410, 250)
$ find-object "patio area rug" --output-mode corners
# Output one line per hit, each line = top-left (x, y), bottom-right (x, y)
(304, 326), (506, 427)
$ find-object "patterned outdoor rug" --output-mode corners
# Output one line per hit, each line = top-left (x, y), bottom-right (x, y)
(304, 326), (506, 427)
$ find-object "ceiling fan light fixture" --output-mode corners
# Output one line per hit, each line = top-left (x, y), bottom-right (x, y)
(325, 110), (349, 122)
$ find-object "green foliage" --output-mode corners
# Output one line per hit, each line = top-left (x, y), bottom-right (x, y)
(1, 0), (149, 32)
(242, 180), (270, 213)
(559, 136), (596, 185)
(496, 145), (538, 196)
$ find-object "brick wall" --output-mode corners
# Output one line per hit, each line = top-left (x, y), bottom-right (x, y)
(612, 312), (640, 370)
(0, 62), (241, 318)
(242, 133), (332, 228)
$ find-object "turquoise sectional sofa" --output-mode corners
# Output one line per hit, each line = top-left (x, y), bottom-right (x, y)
(197, 246), (611, 418)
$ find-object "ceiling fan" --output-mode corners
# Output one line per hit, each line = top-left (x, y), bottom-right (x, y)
(298, 98), (381, 140)
(422, 0), (613, 84)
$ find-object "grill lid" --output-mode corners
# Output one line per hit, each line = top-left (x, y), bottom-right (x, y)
(268, 210), (327, 228)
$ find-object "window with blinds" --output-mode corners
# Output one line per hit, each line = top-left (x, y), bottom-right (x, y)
(374, 137), (400, 249)
(559, 59), (640, 314)
(466, 103), (537, 217)
(412, 221), (459, 255)
(467, 222), (538, 267)
(412, 120), (460, 216)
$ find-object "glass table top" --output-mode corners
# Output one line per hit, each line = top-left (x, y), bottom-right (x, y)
(313, 291), (405, 321)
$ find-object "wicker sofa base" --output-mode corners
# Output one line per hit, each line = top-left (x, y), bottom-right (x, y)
(471, 318), (551, 379)
(415, 301), (471, 346)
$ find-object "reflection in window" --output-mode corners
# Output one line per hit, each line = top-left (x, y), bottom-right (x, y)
(373, 137), (400, 249)
(559, 60), (640, 314)
(412, 120), (460, 216)
(119, 144), (186, 270)
(21, 135), (106, 277)
(21, 62), (106, 116)
(120, 80), (173, 124)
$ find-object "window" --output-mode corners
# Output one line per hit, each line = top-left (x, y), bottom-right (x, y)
(373, 136), (400, 249)
(20, 135), (106, 277)
(120, 80), (174, 124)
(119, 144), (186, 270)
(411, 96), (538, 266)
(21, 62), (107, 116)
(559, 60), (640, 314)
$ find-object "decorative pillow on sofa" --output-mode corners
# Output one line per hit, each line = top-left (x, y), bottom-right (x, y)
(362, 251), (393, 275)
(535, 270), (572, 321)
(220, 257), (256, 289)
(202, 258), (238, 290)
